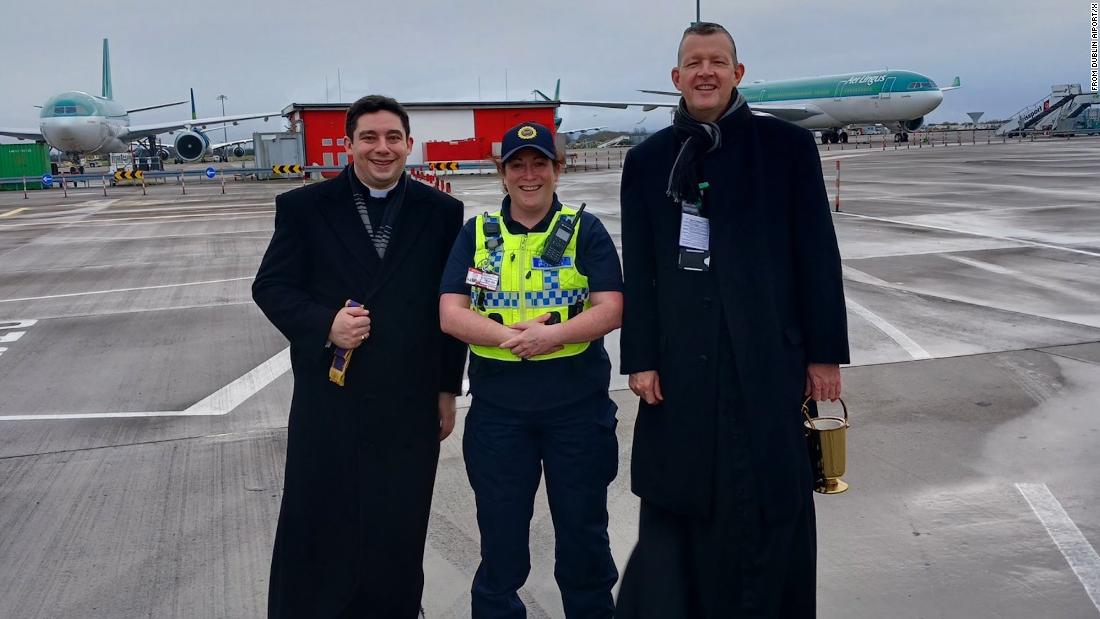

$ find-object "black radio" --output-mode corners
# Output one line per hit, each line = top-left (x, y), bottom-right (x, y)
(540, 202), (586, 266)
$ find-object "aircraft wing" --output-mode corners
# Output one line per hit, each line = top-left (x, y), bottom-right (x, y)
(560, 98), (826, 123)
(558, 99), (677, 112)
(121, 111), (281, 141)
(210, 137), (253, 150)
(559, 126), (606, 135)
(0, 127), (45, 141)
(748, 103), (825, 122)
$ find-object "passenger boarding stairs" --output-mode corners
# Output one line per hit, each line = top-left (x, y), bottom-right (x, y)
(596, 135), (630, 149)
(997, 84), (1100, 136)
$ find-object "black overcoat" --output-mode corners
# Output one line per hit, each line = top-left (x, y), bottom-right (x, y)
(620, 104), (850, 523)
(252, 168), (465, 617)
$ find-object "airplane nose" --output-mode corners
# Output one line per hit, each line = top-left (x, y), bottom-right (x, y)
(41, 117), (102, 151)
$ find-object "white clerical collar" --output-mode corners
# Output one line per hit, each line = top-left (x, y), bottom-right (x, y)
(367, 179), (399, 199)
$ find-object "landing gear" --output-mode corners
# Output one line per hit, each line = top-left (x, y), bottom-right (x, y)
(893, 132), (910, 143)
(819, 130), (850, 144)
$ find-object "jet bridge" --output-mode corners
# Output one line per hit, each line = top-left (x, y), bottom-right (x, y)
(997, 84), (1100, 136)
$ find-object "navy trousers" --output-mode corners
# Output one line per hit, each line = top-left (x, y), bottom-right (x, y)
(463, 395), (619, 619)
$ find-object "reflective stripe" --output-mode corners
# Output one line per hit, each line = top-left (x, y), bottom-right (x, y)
(484, 291), (520, 308)
(524, 288), (588, 307)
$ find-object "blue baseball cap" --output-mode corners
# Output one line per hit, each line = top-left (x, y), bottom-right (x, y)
(500, 122), (556, 162)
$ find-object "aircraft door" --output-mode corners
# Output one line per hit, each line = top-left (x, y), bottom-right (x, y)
(874, 76), (896, 120)
(879, 77), (896, 100)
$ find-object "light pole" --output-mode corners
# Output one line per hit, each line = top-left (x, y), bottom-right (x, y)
(216, 94), (229, 157)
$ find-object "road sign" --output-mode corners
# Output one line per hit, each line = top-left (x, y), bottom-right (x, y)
(272, 164), (303, 174)
(428, 161), (459, 171)
(41, 174), (53, 186)
(113, 170), (144, 181)
(206, 167), (217, 179)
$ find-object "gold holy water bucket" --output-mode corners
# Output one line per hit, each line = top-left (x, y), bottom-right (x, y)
(802, 397), (850, 494)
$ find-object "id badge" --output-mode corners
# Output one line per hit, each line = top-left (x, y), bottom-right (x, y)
(678, 247), (710, 272)
(678, 212), (710, 251)
(466, 268), (500, 291)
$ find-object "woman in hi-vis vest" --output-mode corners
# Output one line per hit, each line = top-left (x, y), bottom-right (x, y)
(439, 121), (624, 619)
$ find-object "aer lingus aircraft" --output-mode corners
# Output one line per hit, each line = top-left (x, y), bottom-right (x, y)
(0, 39), (280, 161)
(561, 69), (961, 143)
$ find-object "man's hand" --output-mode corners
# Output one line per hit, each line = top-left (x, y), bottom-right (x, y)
(500, 314), (564, 359)
(629, 370), (664, 405)
(438, 393), (457, 441)
(329, 306), (371, 349)
(805, 363), (842, 402)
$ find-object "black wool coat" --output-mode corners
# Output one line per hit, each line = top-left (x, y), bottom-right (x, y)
(252, 168), (465, 617)
(619, 103), (850, 523)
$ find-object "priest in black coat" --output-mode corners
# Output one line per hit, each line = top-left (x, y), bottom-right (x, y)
(615, 24), (850, 618)
(253, 96), (465, 618)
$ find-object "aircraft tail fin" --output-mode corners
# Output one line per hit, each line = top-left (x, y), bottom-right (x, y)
(553, 78), (560, 102)
(101, 39), (113, 100)
(190, 88), (197, 120)
(941, 76), (962, 92)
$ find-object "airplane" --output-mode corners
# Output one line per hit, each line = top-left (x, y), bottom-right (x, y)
(558, 69), (961, 144)
(0, 39), (280, 163)
(532, 80), (607, 135)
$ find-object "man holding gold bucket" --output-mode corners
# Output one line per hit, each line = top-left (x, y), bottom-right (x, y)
(615, 22), (850, 618)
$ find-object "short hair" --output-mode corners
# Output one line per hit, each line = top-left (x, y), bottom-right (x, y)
(677, 22), (738, 65)
(345, 95), (410, 141)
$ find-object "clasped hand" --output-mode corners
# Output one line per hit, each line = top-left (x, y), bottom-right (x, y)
(328, 306), (371, 349)
(500, 314), (564, 359)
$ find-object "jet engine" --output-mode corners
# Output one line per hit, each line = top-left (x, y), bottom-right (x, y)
(174, 130), (210, 162)
(231, 145), (245, 158)
(896, 117), (925, 132)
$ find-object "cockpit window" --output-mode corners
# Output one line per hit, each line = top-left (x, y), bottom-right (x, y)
(39, 93), (100, 118)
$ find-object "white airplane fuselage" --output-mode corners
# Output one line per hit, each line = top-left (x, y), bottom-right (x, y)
(38, 91), (131, 154)
(782, 90), (944, 130)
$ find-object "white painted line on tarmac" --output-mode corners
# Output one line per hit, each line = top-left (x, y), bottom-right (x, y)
(184, 347), (289, 414)
(837, 212), (1100, 259)
(0, 347), (290, 421)
(940, 255), (1098, 303)
(42, 228), (271, 242)
(0, 276), (254, 304)
(0, 211), (271, 229)
(846, 298), (931, 360)
(819, 152), (878, 161)
(1016, 483), (1100, 613)
(0, 208), (28, 218)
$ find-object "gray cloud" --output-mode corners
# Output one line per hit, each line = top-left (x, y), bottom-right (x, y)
(0, 0), (1091, 141)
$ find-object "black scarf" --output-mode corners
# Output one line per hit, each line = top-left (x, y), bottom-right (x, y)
(666, 89), (746, 205)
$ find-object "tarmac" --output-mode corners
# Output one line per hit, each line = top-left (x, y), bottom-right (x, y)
(1, 136), (1099, 618)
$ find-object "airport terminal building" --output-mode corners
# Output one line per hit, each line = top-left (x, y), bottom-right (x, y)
(282, 101), (558, 168)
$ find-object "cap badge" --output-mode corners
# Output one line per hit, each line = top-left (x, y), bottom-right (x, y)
(517, 125), (538, 140)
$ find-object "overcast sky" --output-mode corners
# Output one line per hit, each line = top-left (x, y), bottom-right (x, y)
(1, 0), (1095, 142)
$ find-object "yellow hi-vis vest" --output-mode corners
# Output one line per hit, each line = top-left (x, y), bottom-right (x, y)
(470, 205), (591, 361)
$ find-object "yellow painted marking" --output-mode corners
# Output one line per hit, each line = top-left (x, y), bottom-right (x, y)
(0, 208), (27, 218)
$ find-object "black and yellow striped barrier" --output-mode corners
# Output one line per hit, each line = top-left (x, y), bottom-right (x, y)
(113, 170), (144, 181)
(428, 161), (459, 171)
(272, 164), (303, 174)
